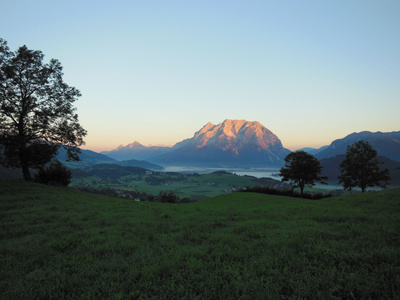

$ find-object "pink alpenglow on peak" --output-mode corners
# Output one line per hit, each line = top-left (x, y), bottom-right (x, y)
(152, 119), (291, 167)
(190, 119), (280, 150)
(102, 119), (291, 167)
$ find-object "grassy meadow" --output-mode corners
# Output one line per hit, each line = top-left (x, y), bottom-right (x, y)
(1, 179), (399, 299)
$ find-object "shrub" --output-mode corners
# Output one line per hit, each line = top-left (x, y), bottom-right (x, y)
(34, 160), (72, 186)
(158, 191), (179, 203)
(238, 186), (332, 200)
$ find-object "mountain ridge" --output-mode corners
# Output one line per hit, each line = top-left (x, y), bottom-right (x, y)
(102, 119), (291, 167)
(315, 131), (400, 161)
(101, 122), (400, 168)
(151, 119), (291, 167)
(101, 142), (171, 161)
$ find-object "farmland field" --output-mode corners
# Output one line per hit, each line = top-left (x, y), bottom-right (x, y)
(70, 166), (285, 200)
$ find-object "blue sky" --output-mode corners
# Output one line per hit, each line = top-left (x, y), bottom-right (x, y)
(1, 0), (399, 151)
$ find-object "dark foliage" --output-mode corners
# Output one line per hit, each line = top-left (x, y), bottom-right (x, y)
(339, 141), (391, 192)
(72, 185), (191, 203)
(158, 191), (179, 203)
(212, 170), (232, 175)
(34, 161), (72, 186)
(186, 173), (201, 177)
(280, 151), (327, 196)
(238, 185), (334, 200)
(0, 38), (86, 181)
(251, 177), (280, 185)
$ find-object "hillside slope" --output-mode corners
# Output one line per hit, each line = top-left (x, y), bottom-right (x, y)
(1, 180), (399, 299)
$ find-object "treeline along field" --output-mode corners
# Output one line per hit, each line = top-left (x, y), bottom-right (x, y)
(1, 180), (399, 299)
(70, 165), (286, 200)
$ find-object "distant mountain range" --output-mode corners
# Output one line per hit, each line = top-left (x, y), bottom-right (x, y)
(314, 131), (400, 161)
(320, 155), (400, 186)
(101, 142), (170, 161)
(297, 146), (329, 156)
(98, 125), (399, 185)
(1, 119), (399, 185)
(56, 148), (163, 170)
(314, 131), (400, 185)
(57, 148), (117, 167)
(103, 119), (291, 167)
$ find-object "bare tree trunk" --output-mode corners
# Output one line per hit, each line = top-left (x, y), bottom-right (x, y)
(20, 159), (31, 181)
(19, 147), (31, 181)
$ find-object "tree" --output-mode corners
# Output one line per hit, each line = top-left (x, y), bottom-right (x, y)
(158, 191), (179, 203)
(338, 140), (390, 193)
(0, 38), (86, 180)
(279, 151), (327, 197)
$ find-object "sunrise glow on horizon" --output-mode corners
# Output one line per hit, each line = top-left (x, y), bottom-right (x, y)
(1, 1), (399, 153)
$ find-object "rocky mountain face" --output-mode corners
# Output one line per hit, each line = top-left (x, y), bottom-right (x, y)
(315, 131), (400, 162)
(102, 119), (290, 167)
(152, 119), (291, 167)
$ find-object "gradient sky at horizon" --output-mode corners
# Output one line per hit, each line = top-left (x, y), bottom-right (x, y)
(1, 0), (399, 152)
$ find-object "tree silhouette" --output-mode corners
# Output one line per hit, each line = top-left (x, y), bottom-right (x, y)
(0, 38), (86, 180)
(279, 151), (327, 197)
(34, 160), (72, 186)
(338, 140), (390, 193)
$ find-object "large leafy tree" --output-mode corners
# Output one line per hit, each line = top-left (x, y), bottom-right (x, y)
(279, 151), (327, 197)
(0, 38), (86, 181)
(338, 140), (390, 193)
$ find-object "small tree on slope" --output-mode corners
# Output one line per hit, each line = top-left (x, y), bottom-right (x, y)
(338, 140), (390, 193)
(279, 151), (327, 197)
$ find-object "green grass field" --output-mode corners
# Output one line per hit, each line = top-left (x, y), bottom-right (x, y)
(1, 180), (399, 299)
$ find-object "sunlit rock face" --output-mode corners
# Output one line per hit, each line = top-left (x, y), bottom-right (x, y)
(154, 119), (291, 167)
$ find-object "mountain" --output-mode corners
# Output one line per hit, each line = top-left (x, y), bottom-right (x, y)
(315, 131), (400, 162)
(297, 146), (329, 156)
(118, 159), (164, 170)
(56, 147), (164, 170)
(101, 142), (171, 161)
(152, 119), (291, 167)
(56, 148), (117, 167)
(0, 147), (116, 179)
